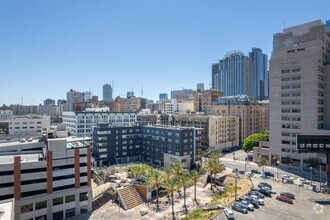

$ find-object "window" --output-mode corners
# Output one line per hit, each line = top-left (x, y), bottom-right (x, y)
(80, 192), (88, 201)
(65, 195), (75, 203)
(281, 69), (290, 73)
(291, 68), (301, 72)
(21, 203), (33, 214)
(53, 211), (63, 220)
(35, 200), (47, 210)
(65, 208), (75, 218)
(35, 215), (47, 220)
(53, 197), (63, 206)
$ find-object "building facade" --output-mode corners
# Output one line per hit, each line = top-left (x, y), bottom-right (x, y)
(206, 95), (269, 144)
(0, 110), (13, 120)
(249, 48), (268, 100)
(93, 124), (200, 169)
(103, 84), (113, 102)
(160, 99), (195, 114)
(196, 83), (205, 92)
(208, 115), (239, 151)
(0, 128), (92, 220)
(11, 105), (38, 116)
(269, 20), (330, 170)
(44, 99), (55, 106)
(159, 93), (169, 101)
(170, 89), (196, 100)
(62, 108), (137, 137)
(66, 89), (85, 111)
(212, 51), (252, 97)
(194, 89), (223, 113)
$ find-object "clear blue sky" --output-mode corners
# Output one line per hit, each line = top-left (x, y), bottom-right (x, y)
(0, 0), (329, 105)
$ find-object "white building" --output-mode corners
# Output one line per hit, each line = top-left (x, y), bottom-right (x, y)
(8, 115), (50, 135)
(0, 127), (92, 220)
(62, 108), (137, 137)
(161, 99), (195, 114)
(0, 110), (13, 120)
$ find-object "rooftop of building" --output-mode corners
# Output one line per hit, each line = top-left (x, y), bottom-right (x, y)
(63, 110), (137, 114)
(283, 20), (323, 35)
(0, 199), (14, 220)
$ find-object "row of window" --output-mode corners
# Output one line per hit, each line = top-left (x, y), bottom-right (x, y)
(281, 68), (301, 74)
(281, 76), (301, 81)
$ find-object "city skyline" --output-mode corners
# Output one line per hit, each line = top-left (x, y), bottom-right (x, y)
(0, 1), (330, 105)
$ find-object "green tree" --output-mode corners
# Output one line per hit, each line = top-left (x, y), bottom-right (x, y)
(148, 169), (163, 212)
(189, 170), (201, 203)
(242, 130), (269, 152)
(162, 178), (178, 220)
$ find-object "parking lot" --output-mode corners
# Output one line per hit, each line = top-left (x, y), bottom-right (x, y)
(215, 177), (330, 220)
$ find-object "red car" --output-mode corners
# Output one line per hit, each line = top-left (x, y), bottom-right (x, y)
(276, 196), (293, 204)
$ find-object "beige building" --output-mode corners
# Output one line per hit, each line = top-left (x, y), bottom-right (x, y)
(208, 115), (239, 151)
(269, 20), (330, 170)
(206, 96), (269, 144)
(253, 141), (270, 164)
(108, 96), (147, 112)
(194, 89), (223, 113)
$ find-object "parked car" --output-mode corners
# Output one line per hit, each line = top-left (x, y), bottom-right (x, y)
(258, 182), (272, 189)
(251, 169), (261, 174)
(297, 178), (310, 185)
(232, 202), (248, 214)
(240, 200), (254, 211)
(262, 186), (276, 194)
(258, 188), (272, 197)
(264, 171), (275, 177)
(232, 168), (238, 173)
(244, 195), (264, 206)
(276, 196), (293, 204)
(242, 198), (259, 208)
(224, 208), (235, 219)
(281, 174), (294, 180)
(249, 191), (265, 199)
(238, 170), (245, 174)
(280, 192), (295, 199)
(246, 172), (254, 177)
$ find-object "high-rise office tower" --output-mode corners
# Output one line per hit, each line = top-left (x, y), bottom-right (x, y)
(196, 83), (205, 92)
(103, 84), (113, 102)
(159, 93), (168, 101)
(44, 98), (55, 106)
(66, 89), (85, 111)
(212, 51), (252, 97)
(269, 20), (330, 170)
(249, 48), (268, 100)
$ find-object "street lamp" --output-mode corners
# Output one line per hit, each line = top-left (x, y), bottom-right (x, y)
(310, 166), (313, 186)
(234, 173), (239, 201)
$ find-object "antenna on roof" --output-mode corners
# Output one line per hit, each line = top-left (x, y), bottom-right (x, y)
(284, 19), (287, 29)
(141, 83), (143, 97)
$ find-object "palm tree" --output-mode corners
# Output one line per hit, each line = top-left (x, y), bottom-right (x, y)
(148, 169), (163, 212)
(162, 178), (178, 220)
(178, 173), (191, 213)
(171, 162), (187, 197)
(189, 170), (201, 203)
(171, 161), (186, 177)
(202, 157), (225, 192)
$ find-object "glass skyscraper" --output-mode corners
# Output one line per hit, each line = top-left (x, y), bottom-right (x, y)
(249, 47), (268, 100)
(212, 51), (251, 97)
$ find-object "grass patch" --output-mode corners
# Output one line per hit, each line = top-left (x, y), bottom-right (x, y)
(181, 210), (216, 220)
(210, 186), (241, 204)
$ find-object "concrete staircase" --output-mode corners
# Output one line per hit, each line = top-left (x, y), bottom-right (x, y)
(118, 186), (144, 210)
